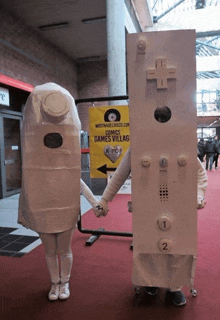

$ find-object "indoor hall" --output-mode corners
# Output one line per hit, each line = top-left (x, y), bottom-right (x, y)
(1, 0), (220, 319)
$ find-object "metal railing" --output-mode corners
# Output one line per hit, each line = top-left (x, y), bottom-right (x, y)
(76, 95), (133, 246)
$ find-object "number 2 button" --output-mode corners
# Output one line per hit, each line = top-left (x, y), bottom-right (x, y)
(158, 238), (173, 252)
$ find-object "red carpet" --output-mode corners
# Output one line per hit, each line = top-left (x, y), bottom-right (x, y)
(1, 171), (220, 320)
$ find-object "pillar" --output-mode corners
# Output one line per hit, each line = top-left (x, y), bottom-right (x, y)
(106, 0), (127, 105)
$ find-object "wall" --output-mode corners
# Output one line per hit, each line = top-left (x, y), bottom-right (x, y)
(77, 60), (108, 132)
(1, 5), (78, 97)
(1, 6), (110, 194)
(1, 5), (110, 127)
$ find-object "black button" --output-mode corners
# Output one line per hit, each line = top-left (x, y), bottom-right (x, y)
(44, 133), (63, 148)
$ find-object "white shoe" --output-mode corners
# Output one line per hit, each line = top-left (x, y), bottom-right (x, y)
(48, 283), (59, 301)
(59, 282), (70, 300)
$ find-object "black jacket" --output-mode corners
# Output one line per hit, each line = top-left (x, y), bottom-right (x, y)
(214, 140), (220, 154)
(198, 140), (206, 154)
(205, 139), (216, 154)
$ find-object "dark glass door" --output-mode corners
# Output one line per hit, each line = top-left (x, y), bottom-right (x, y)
(0, 115), (22, 197)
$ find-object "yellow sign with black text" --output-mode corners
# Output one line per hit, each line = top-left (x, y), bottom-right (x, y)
(89, 106), (130, 178)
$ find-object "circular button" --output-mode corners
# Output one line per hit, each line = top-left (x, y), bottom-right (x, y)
(141, 157), (151, 167)
(157, 215), (172, 231)
(42, 92), (69, 120)
(158, 238), (173, 252)
(137, 38), (147, 51)
(178, 156), (187, 166)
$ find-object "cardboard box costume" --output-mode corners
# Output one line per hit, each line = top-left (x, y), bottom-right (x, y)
(99, 30), (208, 290)
(18, 83), (97, 234)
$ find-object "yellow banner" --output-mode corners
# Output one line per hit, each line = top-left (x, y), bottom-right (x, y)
(89, 106), (130, 178)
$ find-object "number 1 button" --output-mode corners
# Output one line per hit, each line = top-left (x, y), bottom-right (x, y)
(157, 215), (172, 231)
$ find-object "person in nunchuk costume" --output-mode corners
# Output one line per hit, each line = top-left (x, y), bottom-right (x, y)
(18, 83), (100, 301)
(93, 147), (207, 306)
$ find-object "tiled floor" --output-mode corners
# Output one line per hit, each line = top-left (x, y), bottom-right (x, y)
(0, 227), (39, 257)
(0, 193), (101, 258)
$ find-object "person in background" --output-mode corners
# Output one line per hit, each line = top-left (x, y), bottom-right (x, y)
(197, 138), (206, 162)
(204, 137), (217, 171)
(213, 135), (220, 170)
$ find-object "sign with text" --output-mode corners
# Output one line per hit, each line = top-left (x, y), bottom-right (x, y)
(0, 87), (9, 106)
(89, 106), (130, 178)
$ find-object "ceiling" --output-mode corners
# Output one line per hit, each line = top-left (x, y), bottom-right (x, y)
(1, 0), (220, 63)
(1, 0), (107, 61)
(197, 116), (220, 127)
(152, 0), (220, 79)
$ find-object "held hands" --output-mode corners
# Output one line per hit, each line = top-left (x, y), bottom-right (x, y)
(93, 196), (206, 216)
(93, 198), (109, 218)
(197, 195), (206, 209)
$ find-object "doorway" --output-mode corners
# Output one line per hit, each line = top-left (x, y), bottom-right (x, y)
(0, 114), (22, 198)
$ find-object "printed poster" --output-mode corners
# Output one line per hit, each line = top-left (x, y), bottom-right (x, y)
(89, 106), (130, 178)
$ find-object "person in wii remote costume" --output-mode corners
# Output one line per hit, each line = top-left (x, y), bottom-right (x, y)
(18, 83), (100, 301)
(94, 30), (208, 306)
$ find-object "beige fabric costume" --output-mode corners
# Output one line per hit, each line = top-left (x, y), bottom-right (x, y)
(18, 83), (98, 233)
(96, 147), (207, 289)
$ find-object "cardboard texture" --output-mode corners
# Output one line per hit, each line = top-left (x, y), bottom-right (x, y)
(18, 83), (81, 233)
(127, 29), (197, 288)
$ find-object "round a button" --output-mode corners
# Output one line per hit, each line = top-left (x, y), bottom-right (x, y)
(157, 215), (172, 231)
(141, 157), (151, 167)
(158, 238), (173, 252)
